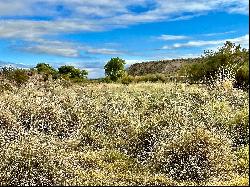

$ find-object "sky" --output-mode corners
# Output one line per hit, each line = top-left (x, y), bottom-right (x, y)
(0, 0), (249, 78)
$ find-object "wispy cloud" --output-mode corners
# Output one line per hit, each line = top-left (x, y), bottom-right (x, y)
(0, 0), (248, 59)
(85, 48), (124, 55)
(23, 45), (80, 58)
(161, 34), (249, 49)
(202, 30), (236, 36)
(11, 38), (123, 57)
(157, 34), (189, 41)
(0, 19), (103, 41)
(0, 1), (248, 39)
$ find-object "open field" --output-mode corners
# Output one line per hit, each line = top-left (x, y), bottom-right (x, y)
(0, 79), (249, 186)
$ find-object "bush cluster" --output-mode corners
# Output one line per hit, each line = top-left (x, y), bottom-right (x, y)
(35, 63), (88, 82)
(179, 41), (249, 89)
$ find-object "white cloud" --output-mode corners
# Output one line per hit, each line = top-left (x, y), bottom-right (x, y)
(203, 30), (236, 36)
(0, 0), (248, 58)
(14, 38), (123, 57)
(162, 34), (249, 49)
(0, 19), (103, 41)
(13, 39), (81, 57)
(23, 45), (80, 58)
(86, 48), (123, 55)
(157, 34), (189, 41)
(0, 0), (248, 40)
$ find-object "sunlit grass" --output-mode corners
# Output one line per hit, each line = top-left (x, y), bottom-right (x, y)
(0, 78), (248, 186)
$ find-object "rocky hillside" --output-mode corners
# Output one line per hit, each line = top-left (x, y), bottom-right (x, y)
(127, 58), (201, 76)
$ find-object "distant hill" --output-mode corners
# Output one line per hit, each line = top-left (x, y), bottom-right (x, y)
(126, 57), (201, 76)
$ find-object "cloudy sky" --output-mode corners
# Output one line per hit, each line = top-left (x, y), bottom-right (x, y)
(0, 0), (249, 78)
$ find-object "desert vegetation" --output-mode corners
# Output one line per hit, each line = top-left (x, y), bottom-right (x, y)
(0, 42), (249, 186)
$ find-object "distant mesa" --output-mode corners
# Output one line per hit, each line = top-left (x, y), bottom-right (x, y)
(127, 57), (201, 76)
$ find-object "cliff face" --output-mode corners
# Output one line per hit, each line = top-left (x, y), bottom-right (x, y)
(127, 58), (201, 76)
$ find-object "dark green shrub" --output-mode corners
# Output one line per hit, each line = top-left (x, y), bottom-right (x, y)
(130, 73), (168, 83)
(58, 65), (88, 79)
(35, 63), (58, 81)
(35, 63), (57, 74)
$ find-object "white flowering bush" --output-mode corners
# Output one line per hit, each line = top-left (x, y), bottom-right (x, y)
(152, 128), (233, 182)
(0, 79), (248, 186)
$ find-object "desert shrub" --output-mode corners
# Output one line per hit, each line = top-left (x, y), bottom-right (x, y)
(227, 108), (249, 148)
(183, 42), (249, 89)
(119, 74), (134, 84)
(152, 128), (234, 182)
(0, 67), (29, 86)
(11, 69), (30, 86)
(76, 132), (103, 151)
(58, 65), (88, 80)
(34, 107), (79, 138)
(235, 62), (249, 90)
(0, 111), (16, 131)
(0, 134), (175, 186)
(0, 81), (248, 185)
(0, 111), (20, 141)
(57, 78), (73, 88)
(146, 74), (158, 82)
(234, 146), (249, 175)
(143, 74), (159, 82)
(0, 81), (13, 92)
(102, 76), (113, 83)
(127, 127), (158, 162)
(0, 135), (81, 186)
(205, 174), (249, 186)
(132, 74), (163, 83)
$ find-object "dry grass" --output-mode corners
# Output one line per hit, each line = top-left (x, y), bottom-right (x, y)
(0, 78), (248, 186)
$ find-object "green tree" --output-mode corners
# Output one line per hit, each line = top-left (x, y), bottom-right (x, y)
(35, 63), (57, 75)
(104, 57), (126, 81)
(58, 65), (88, 79)
(35, 63), (58, 80)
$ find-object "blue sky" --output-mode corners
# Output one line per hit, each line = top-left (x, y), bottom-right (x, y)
(0, 0), (249, 78)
